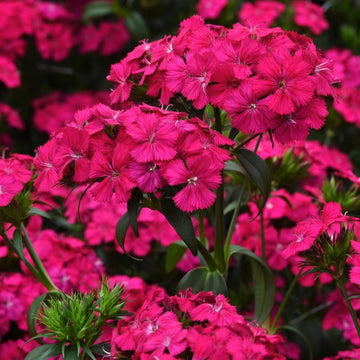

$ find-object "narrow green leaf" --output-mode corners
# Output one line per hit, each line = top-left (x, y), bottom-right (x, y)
(82, 344), (96, 360)
(115, 213), (142, 261)
(83, 1), (113, 21)
(229, 127), (239, 140)
(27, 294), (46, 343)
(25, 343), (62, 360)
(125, 11), (150, 42)
(13, 228), (25, 260)
(160, 197), (198, 256)
(228, 245), (275, 324)
(90, 342), (111, 356)
(235, 149), (271, 216)
(280, 325), (313, 360)
(127, 188), (142, 237)
(165, 241), (187, 272)
(64, 345), (79, 360)
(28, 207), (52, 221)
(224, 160), (243, 173)
(177, 267), (228, 295)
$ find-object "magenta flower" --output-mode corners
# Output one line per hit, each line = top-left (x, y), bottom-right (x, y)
(126, 112), (178, 163)
(0, 175), (23, 207)
(253, 54), (315, 115)
(162, 156), (222, 212)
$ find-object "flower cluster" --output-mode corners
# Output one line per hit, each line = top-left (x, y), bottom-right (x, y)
(108, 15), (334, 143)
(111, 288), (286, 359)
(34, 103), (233, 212)
(0, 0), (129, 88)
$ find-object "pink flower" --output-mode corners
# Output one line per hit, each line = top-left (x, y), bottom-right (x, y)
(89, 143), (135, 203)
(126, 112), (178, 163)
(223, 81), (274, 134)
(162, 156), (222, 212)
(282, 202), (348, 258)
(239, 1), (285, 28)
(166, 51), (216, 109)
(293, 1), (329, 35)
(196, 0), (228, 19)
(34, 139), (60, 192)
(190, 294), (241, 326)
(0, 56), (20, 88)
(253, 54), (315, 115)
(0, 175), (23, 206)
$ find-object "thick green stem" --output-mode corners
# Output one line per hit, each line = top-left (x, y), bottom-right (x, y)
(270, 266), (304, 333)
(21, 223), (58, 292)
(197, 241), (218, 271)
(337, 277), (360, 339)
(224, 178), (248, 258)
(260, 212), (266, 262)
(224, 134), (263, 261)
(198, 210), (206, 247)
(214, 107), (226, 273)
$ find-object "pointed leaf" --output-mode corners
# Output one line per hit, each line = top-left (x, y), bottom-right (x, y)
(224, 160), (243, 173)
(280, 325), (313, 360)
(228, 245), (275, 324)
(177, 267), (228, 295)
(90, 342), (111, 356)
(25, 343), (62, 360)
(28, 207), (52, 221)
(13, 228), (26, 260)
(27, 294), (46, 343)
(165, 241), (187, 272)
(83, 1), (113, 21)
(127, 188), (142, 237)
(64, 345), (79, 360)
(125, 11), (150, 42)
(115, 213), (142, 261)
(235, 149), (271, 216)
(82, 344), (96, 360)
(160, 197), (198, 256)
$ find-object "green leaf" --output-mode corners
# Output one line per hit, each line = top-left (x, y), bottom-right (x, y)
(90, 342), (111, 356)
(229, 127), (239, 140)
(83, 1), (113, 21)
(160, 197), (198, 256)
(177, 267), (228, 295)
(28, 207), (52, 221)
(125, 11), (150, 42)
(115, 213), (142, 261)
(27, 294), (46, 343)
(280, 325), (313, 360)
(82, 344), (96, 360)
(235, 149), (271, 216)
(64, 345), (79, 360)
(228, 245), (275, 324)
(127, 188), (142, 237)
(224, 160), (243, 173)
(165, 241), (187, 272)
(25, 343), (62, 360)
(13, 228), (26, 260)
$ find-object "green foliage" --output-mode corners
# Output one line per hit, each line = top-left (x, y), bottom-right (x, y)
(177, 267), (228, 295)
(28, 279), (127, 360)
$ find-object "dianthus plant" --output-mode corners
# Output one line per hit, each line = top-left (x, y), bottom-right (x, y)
(31, 15), (336, 325)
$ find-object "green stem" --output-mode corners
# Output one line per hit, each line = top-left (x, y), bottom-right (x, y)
(260, 212), (266, 262)
(270, 266), (304, 333)
(197, 241), (218, 271)
(198, 210), (206, 247)
(20, 223), (58, 292)
(214, 107), (226, 273)
(224, 178), (248, 258)
(224, 134), (263, 261)
(233, 132), (262, 151)
(336, 277), (360, 339)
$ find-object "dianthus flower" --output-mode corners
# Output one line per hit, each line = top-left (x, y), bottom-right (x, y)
(292, 0), (329, 35)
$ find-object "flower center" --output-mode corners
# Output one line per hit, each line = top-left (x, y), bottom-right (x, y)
(249, 103), (257, 110)
(187, 176), (198, 185)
